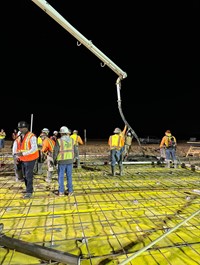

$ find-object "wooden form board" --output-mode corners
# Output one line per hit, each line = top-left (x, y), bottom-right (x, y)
(186, 142), (200, 157)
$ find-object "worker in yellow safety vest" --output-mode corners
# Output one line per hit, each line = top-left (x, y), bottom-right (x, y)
(108, 126), (126, 176)
(70, 130), (83, 168)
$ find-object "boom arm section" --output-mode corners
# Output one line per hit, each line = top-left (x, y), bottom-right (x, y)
(31, 0), (143, 152)
(31, 0), (127, 80)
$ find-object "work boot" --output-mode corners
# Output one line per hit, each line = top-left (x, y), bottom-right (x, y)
(111, 166), (115, 176)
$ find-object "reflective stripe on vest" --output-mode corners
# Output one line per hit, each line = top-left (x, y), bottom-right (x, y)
(16, 132), (39, 161)
(46, 138), (55, 152)
(57, 138), (74, 160)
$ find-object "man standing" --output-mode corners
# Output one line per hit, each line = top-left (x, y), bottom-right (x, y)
(53, 126), (74, 196)
(0, 129), (6, 151)
(159, 129), (178, 168)
(11, 129), (18, 149)
(70, 130), (83, 168)
(50, 131), (59, 142)
(13, 121), (39, 198)
(12, 131), (24, 182)
(108, 127), (126, 176)
(40, 132), (55, 183)
(123, 131), (133, 161)
(34, 128), (50, 175)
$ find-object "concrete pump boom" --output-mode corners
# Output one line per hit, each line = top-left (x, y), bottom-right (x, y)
(31, 0), (127, 80)
(31, 0), (143, 151)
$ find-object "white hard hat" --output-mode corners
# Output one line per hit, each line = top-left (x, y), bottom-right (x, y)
(113, 127), (121, 134)
(59, 126), (70, 134)
(40, 132), (47, 138)
(127, 132), (131, 136)
(73, 130), (78, 134)
(53, 131), (58, 134)
(42, 128), (49, 134)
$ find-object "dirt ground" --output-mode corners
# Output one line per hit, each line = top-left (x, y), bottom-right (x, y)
(2, 140), (192, 158)
(78, 140), (191, 158)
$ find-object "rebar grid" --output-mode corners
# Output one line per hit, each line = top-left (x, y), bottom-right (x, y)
(0, 160), (200, 265)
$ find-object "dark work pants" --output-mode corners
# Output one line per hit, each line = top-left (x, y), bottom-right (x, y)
(21, 159), (37, 194)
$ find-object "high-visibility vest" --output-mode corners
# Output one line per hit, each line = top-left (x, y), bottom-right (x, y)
(57, 138), (74, 161)
(16, 132), (39, 162)
(37, 136), (42, 149)
(41, 138), (55, 153)
(108, 134), (125, 150)
(0, 132), (6, 139)
(70, 134), (83, 146)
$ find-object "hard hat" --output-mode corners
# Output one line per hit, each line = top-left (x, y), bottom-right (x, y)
(127, 132), (131, 136)
(40, 132), (47, 138)
(59, 126), (70, 134)
(17, 121), (29, 128)
(113, 127), (121, 134)
(42, 128), (49, 134)
(73, 130), (78, 134)
(53, 131), (58, 134)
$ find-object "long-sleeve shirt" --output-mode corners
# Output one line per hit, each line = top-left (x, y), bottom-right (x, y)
(12, 134), (38, 156)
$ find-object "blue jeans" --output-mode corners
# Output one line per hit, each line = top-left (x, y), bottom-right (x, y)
(21, 159), (37, 194)
(110, 149), (123, 167)
(57, 163), (73, 193)
(0, 139), (5, 149)
(165, 148), (176, 161)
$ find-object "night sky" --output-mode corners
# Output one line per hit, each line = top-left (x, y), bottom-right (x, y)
(2, 0), (199, 140)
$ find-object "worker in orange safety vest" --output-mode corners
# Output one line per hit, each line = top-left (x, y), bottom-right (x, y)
(13, 121), (39, 199)
(40, 132), (55, 183)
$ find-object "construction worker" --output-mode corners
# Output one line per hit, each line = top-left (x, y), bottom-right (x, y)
(12, 131), (24, 182)
(50, 131), (59, 142)
(119, 125), (127, 153)
(13, 121), (39, 199)
(40, 132), (55, 183)
(42, 128), (50, 135)
(108, 127), (126, 176)
(11, 129), (18, 149)
(70, 130), (83, 168)
(123, 131), (133, 161)
(0, 129), (6, 151)
(34, 128), (50, 175)
(159, 130), (178, 168)
(53, 126), (74, 196)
